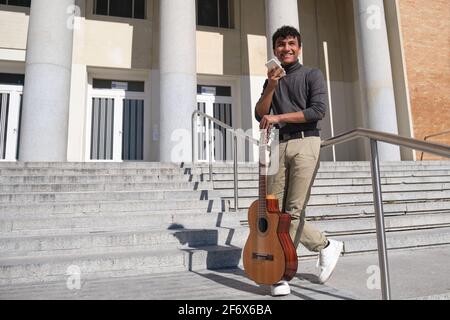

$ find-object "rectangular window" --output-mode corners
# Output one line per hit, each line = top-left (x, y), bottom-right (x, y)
(93, 79), (145, 93)
(197, 0), (232, 29)
(109, 0), (132, 18)
(95, 0), (108, 15)
(0, 0), (31, 7)
(94, 0), (146, 20)
(197, 85), (231, 97)
(134, 0), (145, 19)
(0, 73), (25, 86)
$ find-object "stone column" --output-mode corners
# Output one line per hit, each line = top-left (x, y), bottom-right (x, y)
(265, 0), (300, 59)
(159, 0), (197, 163)
(19, 0), (75, 162)
(353, 0), (401, 161)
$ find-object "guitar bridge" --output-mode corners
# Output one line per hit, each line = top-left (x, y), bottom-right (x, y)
(252, 253), (274, 261)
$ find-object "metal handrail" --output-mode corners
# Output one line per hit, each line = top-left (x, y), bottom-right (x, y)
(322, 128), (450, 158)
(191, 111), (259, 211)
(321, 127), (450, 300)
(420, 129), (450, 160)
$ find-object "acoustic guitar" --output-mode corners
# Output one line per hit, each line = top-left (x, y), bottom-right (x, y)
(243, 129), (298, 285)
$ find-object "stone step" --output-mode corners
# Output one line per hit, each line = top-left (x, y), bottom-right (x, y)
(316, 170), (450, 179)
(214, 182), (450, 194)
(0, 162), (185, 169)
(0, 189), (230, 203)
(316, 212), (450, 235)
(0, 198), (226, 215)
(336, 227), (450, 254)
(2, 179), (449, 195)
(191, 161), (450, 170)
(1, 169), (448, 186)
(4, 196), (441, 219)
(0, 211), (247, 234)
(317, 160), (450, 167)
(0, 168), (195, 176)
(0, 174), (205, 184)
(0, 245), (243, 285)
(5, 198), (449, 224)
(319, 164), (450, 172)
(214, 176), (450, 188)
(8, 172), (448, 188)
(239, 213), (450, 248)
(313, 183), (450, 194)
(306, 200), (450, 218)
(3, 201), (450, 235)
(0, 226), (245, 257)
(195, 166), (450, 174)
(0, 160), (448, 169)
(0, 181), (213, 193)
(0, 160), (448, 166)
(226, 189), (450, 209)
(2, 163), (450, 177)
(230, 202), (450, 224)
(310, 190), (450, 206)
(312, 175), (450, 187)
(295, 226), (450, 257)
(212, 170), (450, 181)
(3, 188), (449, 205)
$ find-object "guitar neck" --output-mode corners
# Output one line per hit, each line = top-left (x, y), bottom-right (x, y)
(259, 164), (267, 215)
(258, 130), (270, 217)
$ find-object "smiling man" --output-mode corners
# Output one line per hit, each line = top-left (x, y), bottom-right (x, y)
(255, 26), (344, 297)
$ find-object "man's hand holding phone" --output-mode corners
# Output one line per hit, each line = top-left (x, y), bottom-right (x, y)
(266, 58), (286, 87)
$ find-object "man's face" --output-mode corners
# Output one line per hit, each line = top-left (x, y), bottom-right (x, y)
(273, 36), (301, 66)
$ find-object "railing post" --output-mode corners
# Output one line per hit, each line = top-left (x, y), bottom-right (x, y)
(233, 133), (238, 212)
(369, 139), (391, 300)
(208, 119), (213, 181)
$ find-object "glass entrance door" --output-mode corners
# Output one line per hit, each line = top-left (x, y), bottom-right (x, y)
(87, 88), (145, 162)
(196, 85), (233, 162)
(0, 85), (22, 161)
(122, 98), (144, 161)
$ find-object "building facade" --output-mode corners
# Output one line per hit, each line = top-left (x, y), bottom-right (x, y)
(0, 0), (448, 163)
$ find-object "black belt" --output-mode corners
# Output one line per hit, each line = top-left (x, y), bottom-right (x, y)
(280, 130), (320, 142)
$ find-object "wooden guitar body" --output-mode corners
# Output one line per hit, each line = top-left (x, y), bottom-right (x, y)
(243, 196), (298, 285)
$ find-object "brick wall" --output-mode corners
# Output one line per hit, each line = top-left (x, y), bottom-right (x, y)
(398, 0), (450, 160)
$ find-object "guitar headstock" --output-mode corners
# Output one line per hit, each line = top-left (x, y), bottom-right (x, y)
(259, 128), (272, 146)
(259, 128), (272, 168)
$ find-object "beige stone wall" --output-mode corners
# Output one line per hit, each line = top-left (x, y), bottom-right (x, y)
(0, 5), (29, 50)
(73, 0), (153, 69)
(196, 0), (266, 76)
(398, 0), (450, 160)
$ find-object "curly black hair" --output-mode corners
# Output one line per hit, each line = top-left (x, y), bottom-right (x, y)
(272, 25), (302, 49)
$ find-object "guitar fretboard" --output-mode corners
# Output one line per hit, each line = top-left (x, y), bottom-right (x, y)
(258, 130), (270, 218)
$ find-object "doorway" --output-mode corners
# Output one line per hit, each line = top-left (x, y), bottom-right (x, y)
(0, 84), (22, 161)
(86, 79), (146, 162)
(196, 85), (233, 162)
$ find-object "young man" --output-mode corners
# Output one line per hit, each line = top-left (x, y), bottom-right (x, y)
(255, 26), (343, 296)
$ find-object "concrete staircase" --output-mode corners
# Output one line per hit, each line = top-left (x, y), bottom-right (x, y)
(1, 161), (450, 285)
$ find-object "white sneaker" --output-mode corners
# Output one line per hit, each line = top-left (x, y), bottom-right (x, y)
(317, 239), (344, 284)
(270, 280), (291, 296)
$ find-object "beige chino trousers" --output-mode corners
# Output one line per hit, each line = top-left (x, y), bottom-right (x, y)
(268, 136), (328, 252)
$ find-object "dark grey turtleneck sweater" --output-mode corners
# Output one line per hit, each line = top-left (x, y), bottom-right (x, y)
(255, 62), (328, 135)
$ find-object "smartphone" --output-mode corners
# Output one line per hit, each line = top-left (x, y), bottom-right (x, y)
(265, 58), (286, 77)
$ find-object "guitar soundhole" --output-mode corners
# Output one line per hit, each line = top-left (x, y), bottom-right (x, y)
(258, 218), (268, 233)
